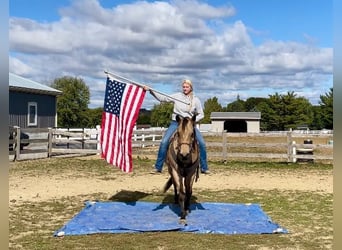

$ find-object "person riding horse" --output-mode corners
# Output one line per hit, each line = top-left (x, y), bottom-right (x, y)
(143, 79), (210, 174)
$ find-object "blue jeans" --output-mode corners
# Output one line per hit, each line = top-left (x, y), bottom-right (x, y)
(154, 121), (208, 172)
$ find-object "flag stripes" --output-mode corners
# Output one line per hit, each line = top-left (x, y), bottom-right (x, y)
(100, 77), (146, 172)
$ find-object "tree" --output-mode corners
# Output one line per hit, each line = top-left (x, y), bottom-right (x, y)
(202, 97), (222, 123)
(51, 76), (90, 127)
(284, 95), (313, 130)
(150, 102), (173, 127)
(225, 94), (246, 112)
(137, 109), (151, 125)
(245, 97), (267, 112)
(319, 88), (333, 129)
(259, 92), (313, 131)
(258, 95), (282, 131)
(310, 105), (325, 130)
(83, 107), (103, 128)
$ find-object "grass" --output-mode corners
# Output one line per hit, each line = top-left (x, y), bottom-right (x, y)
(9, 157), (333, 250)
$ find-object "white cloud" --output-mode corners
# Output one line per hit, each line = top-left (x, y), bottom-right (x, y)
(9, 0), (332, 108)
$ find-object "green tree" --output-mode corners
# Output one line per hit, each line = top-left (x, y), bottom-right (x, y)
(137, 109), (151, 125)
(202, 97), (223, 123)
(83, 107), (103, 128)
(150, 102), (173, 127)
(319, 88), (333, 129)
(51, 76), (90, 127)
(257, 96), (281, 131)
(225, 95), (246, 112)
(245, 97), (267, 112)
(310, 105), (325, 130)
(259, 92), (313, 131)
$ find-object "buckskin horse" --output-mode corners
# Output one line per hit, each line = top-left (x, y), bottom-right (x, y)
(163, 114), (200, 223)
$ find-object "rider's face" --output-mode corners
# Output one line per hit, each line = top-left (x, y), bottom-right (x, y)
(182, 83), (192, 95)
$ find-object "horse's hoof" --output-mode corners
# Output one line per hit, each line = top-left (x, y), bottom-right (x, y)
(179, 218), (187, 225)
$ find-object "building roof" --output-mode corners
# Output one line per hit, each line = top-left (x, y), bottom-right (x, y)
(210, 112), (261, 120)
(9, 73), (62, 96)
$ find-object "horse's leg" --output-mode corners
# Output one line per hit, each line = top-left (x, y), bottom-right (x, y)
(169, 168), (185, 220)
(178, 177), (187, 220)
(184, 178), (192, 213)
(173, 184), (178, 204)
(184, 172), (196, 213)
(184, 190), (192, 213)
(173, 180), (187, 222)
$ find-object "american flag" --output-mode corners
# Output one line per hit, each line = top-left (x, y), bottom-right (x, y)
(100, 77), (146, 172)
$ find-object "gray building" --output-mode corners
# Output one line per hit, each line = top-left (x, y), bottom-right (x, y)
(210, 112), (261, 133)
(9, 73), (62, 128)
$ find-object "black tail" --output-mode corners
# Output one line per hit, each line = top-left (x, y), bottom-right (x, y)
(163, 177), (173, 193)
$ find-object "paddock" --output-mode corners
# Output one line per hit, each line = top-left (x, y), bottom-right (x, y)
(9, 156), (333, 249)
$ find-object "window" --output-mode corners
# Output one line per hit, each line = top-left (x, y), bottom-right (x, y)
(28, 102), (37, 126)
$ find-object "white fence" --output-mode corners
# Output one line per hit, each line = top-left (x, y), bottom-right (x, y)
(9, 126), (333, 163)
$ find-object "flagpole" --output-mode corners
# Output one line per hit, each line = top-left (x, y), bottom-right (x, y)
(104, 70), (190, 105)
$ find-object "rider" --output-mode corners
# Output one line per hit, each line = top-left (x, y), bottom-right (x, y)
(144, 79), (210, 174)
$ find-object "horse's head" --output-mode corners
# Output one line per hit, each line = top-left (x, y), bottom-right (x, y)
(175, 115), (197, 163)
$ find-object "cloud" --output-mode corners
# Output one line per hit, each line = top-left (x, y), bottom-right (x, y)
(9, 0), (332, 108)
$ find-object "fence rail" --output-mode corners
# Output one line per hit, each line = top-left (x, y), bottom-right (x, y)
(9, 127), (333, 163)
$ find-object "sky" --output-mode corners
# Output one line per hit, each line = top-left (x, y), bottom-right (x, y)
(9, 0), (333, 109)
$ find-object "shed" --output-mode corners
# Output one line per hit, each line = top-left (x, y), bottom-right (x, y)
(9, 73), (62, 128)
(210, 112), (261, 133)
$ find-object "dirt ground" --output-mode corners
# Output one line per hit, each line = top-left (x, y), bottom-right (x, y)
(9, 157), (332, 204)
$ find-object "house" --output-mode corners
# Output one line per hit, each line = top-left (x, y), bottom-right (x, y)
(210, 112), (261, 133)
(9, 73), (62, 128)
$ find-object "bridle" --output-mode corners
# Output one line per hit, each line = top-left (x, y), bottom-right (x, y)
(175, 129), (196, 153)
(169, 116), (200, 179)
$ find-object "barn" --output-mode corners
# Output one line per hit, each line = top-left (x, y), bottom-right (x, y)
(210, 112), (261, 133)
(9, 73), (62, 128)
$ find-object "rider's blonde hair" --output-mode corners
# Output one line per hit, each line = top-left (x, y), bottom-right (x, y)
(182, 79), (193, 91)
(182, 79), (194, 111)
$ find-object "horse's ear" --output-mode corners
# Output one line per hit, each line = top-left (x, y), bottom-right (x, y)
(192, 115), (196, 122)
(176, 115), (181, 123)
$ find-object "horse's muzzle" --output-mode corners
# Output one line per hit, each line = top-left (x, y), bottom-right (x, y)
(177, 152), (192, 165)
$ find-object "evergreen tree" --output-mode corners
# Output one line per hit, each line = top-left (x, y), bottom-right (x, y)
(225, 94), (246, 112)
(258, 92), (313, 131)
(310, 105), (325, 130)
(245, 97), (267, 112)
(319, 88), (333, 129)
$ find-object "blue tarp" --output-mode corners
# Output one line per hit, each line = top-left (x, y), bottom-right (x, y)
(54, 201), (287, 236)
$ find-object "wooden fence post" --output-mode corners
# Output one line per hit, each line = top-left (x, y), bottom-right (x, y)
(67, 127), (70, 149)
(96, 125), (101, 154)
(287, 131), (292, 163)
(292, 141), (297, 163)
(152, 134), (156, 147)
(222, 130), (227, 162)
(48, 128), (53, 157)
(82, 128), (85, 149)
(15, 126), (21, 161)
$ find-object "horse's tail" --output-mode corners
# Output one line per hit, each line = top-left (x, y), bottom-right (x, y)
(163, 177), (173, 193)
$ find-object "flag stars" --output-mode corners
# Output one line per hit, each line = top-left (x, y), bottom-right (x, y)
(104, 79), (126, 116)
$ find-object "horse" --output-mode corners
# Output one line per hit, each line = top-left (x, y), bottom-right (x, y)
(163, 114), (200, 223)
